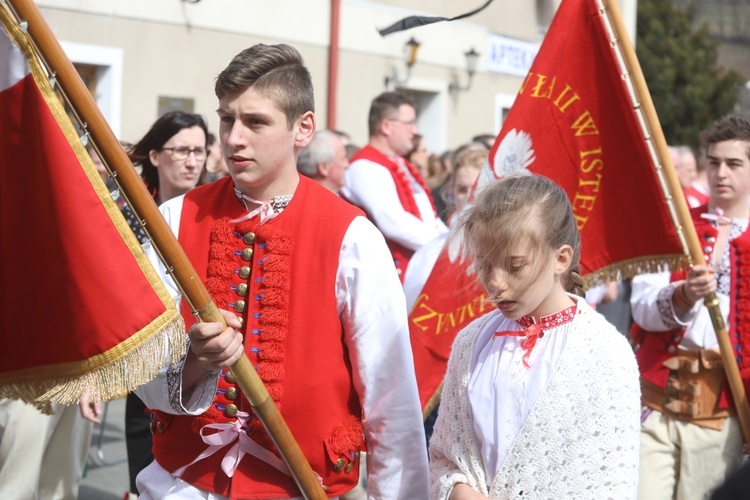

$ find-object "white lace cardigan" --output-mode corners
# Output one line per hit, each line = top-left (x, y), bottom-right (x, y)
(429, 300), (640, 499)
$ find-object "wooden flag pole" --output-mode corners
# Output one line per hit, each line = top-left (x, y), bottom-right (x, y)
(601, 0), (750, 442)
(5, 0), (326, 496)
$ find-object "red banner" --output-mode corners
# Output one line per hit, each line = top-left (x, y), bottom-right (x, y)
(0, 11), (183, 409)
(411, 0), (683, 412)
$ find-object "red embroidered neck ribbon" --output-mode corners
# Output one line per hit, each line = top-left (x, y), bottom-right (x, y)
(494, 304), (577, 369)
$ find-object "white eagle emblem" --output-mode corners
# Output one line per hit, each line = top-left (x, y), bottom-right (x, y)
(476, 128), (536, 191)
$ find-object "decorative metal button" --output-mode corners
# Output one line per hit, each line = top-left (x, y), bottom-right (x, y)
(333, 458), (346, 472)
(236, 283), (248, 296)
(225, 371), (236, 383)
(156, 421), (165, 433)
(345, 459), (356, 473)
(239, 266), (251, 279)
(707, 236), (716, 243)
(237, 316), (244, 327)
(225, 404), (238, 417)
(225, 387), (238, 400)
(243, 232), (255, 245)
(241, 248), (254, 261)
(234, 300), (246, 313)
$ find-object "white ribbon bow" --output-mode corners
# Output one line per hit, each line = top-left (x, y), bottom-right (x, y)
(230, 194), (277, 224)
(174, 413), (290, 478)
(700, 207), (733, 226)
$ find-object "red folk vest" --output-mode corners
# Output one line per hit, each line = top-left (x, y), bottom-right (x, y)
(631, 206), (750, 408)
(348, 145), (437, 280)
(150, 176), (367, 499)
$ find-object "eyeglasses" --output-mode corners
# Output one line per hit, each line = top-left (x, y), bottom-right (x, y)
(387, 118), (418, 128)
(160, 146), (207, 161)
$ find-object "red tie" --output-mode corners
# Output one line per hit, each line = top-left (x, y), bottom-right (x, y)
(494, 323), (544, 369)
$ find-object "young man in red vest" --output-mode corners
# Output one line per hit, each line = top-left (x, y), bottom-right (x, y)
(134, 43), (429, 499)
(342, 92), (447, 281)
(631, 114), (750, 499)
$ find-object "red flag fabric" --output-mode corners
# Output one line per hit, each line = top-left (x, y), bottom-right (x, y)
(0, 8), (184, 410)
(411, 0), (684, 413)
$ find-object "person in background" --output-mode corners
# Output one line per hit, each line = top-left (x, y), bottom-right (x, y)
(425, 153), (448, 190)
(670, 144), (703, 208)
(344, 143), (360, 161)
(681, 145), (710, 208)
(432, 150), (454, 222)
(343, 92), (447, 281)
(434, 142), (488, 223)
(405, 133), (430, 180)
(471, 133), (496, 150)
(330, 129), (351, 147)
(133, 111), (208, 205)
(0, 400), (92, 500)
(296, 129), (349, 194)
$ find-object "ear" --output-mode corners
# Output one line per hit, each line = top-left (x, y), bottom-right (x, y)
(316, 161), (329, 178)
(379, 118), (393, 138)
(149, 149), (160, 167)
(294, 111), (316, 149)
(554, 245), (574, 276)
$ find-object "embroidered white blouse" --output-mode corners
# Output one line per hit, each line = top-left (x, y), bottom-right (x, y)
(429, 298), (640, 500)
(468, 305), (576, 484)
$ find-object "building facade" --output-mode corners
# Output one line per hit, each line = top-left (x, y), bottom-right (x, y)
(36, 0), (636, 152)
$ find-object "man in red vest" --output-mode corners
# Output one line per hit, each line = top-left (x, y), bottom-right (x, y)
(343, 92), (447, 281)
(134, 43), (429, 499)
(631, 115), (750, 499)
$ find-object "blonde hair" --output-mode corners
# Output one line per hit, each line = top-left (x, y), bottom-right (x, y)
(440, 149), (486, 209)
(457, 174), (585, 298)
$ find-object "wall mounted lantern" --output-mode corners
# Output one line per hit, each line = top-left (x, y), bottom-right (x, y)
(384, 37), (421, 89)
(449, 47), (480, 93)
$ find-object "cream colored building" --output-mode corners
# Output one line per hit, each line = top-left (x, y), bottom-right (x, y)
(35, 0), (636, 152)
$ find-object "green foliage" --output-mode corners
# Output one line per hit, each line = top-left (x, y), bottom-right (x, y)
(636, 0), (744, 148)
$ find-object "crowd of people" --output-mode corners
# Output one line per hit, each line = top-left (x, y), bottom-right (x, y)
(2, 40), (750, 500)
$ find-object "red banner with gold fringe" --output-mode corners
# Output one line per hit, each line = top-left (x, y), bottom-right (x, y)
(0, 8), (184, 411)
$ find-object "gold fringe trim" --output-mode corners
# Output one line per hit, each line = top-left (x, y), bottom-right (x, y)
(582, 254), (687, 289)
(0, 315), (185, 414)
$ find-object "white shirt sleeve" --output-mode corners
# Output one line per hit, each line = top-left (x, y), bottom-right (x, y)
(336, 215), (430, 499)
(631, 273), (725, 350)
(342, 159), (447, 251)
(631, 273), (685, 331)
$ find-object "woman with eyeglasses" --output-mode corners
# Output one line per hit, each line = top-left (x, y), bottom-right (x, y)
(130, 110), (208, 205)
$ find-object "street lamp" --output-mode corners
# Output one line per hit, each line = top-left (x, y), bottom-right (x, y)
(384, 37), (421, 89)
(449, 47), (480, 94)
